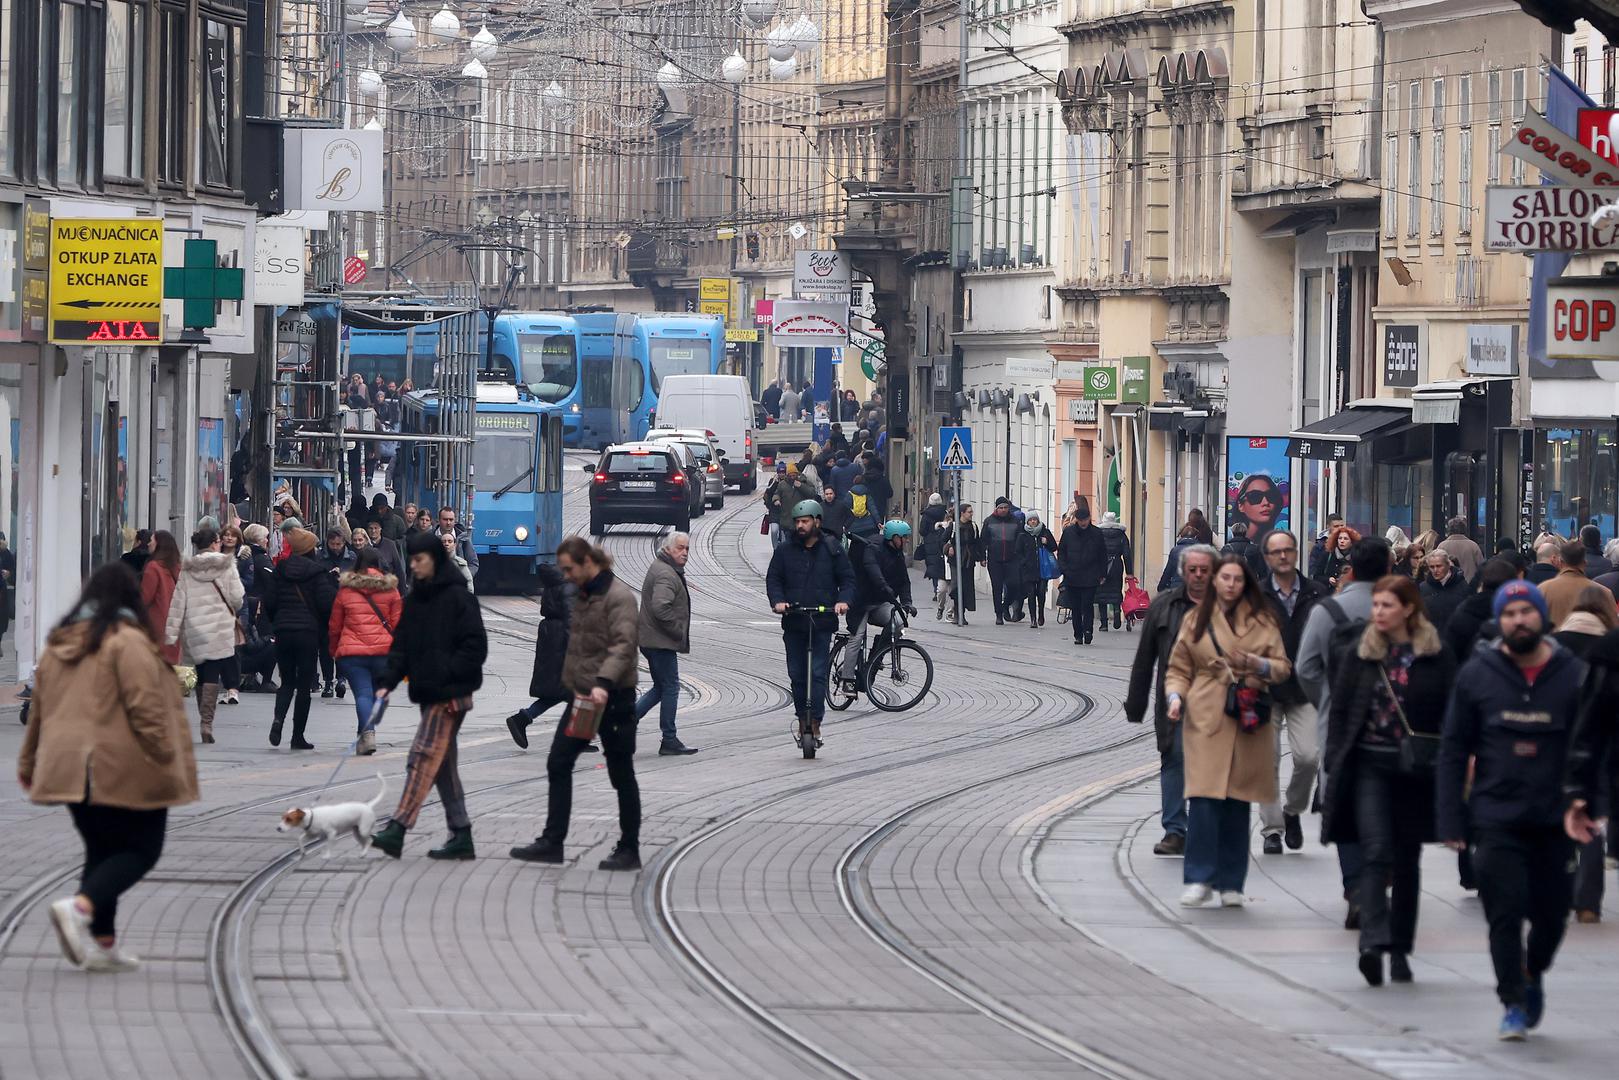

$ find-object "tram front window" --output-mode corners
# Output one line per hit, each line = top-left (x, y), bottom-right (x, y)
(648, 339), (708, 393)
(518, 334), (578, 403)
(475, 423), (536, 496)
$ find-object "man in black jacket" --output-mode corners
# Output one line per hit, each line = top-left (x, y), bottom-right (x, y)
(317, 527), (356, 699)
(1125, 543), (1216, 856)
(765, 500), (854, 745)
(1438, 581), (1585, 1041)
(1256, 529), (1327, 855)
(1579, 524), (1614, 578)
(981, 497), (1026, 625)
(504, 562), (574, 750)
(371, 530), (489, 860)
(1057, 504), (1108, 643)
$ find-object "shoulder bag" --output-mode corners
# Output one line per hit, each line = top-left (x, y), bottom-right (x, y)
(1208, 621), (1272, 732)
(359, 591), (394, 633)
(211, 581), (247, 646)
(1380, 663), (1439, 777)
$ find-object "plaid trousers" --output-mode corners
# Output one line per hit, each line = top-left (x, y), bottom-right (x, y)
(391, 697), (472, 830)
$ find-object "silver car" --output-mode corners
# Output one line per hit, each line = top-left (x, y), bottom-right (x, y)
(648, 427), (727, 509)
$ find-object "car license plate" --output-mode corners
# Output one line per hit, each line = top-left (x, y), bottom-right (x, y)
(620, 480), (656, 491)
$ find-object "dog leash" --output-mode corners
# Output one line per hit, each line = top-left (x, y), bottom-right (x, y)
(310, 696), (389, 805)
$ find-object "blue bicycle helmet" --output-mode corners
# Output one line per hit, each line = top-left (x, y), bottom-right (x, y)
(882, 520), (912, 541)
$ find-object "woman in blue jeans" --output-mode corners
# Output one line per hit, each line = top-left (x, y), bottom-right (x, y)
(327, 548), (401, 755)
(1164, 555), (1290, 908)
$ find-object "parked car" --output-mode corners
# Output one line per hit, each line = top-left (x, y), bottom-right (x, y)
(648, 427), (726, 510)
(585, 443), (699, 536)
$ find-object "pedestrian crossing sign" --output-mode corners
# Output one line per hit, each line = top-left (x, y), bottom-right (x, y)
(939, 426), (973, 470)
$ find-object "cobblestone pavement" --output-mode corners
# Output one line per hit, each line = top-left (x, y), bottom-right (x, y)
(1, 455), (1613, 1079)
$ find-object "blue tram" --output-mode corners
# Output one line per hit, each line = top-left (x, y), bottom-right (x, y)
(391, 383), (565, 588)
(488, 312), (585, 446)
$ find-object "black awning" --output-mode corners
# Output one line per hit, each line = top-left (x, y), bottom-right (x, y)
(1110, 402), (1143, 417)
(1286, 407), (1413, 461)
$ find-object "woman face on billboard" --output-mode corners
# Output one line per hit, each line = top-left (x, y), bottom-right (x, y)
(1235, 474), (1283, 531)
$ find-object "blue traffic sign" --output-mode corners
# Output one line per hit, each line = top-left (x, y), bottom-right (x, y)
(938, 426), (973, 470)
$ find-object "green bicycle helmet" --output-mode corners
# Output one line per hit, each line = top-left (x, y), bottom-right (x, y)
(882, 520), (912, 540)
(790, 499), (824, 519)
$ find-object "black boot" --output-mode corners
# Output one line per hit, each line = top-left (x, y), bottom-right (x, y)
(598, 845), (641, 871)
(505, 712), (530, 749)
(428, 827), (476, 860)
(370, 821), (405, 859)
(269, 718), (284, 746)
(510, 837), (564, 863)
(289, 719), (313, 751)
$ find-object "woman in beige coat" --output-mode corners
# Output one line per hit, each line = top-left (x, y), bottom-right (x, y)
(1165, 554), (1290, 908)
(18, 562), (199, 972)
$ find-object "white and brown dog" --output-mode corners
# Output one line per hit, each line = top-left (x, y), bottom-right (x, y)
(278, 774), (388, 858)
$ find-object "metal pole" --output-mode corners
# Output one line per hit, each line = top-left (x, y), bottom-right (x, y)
(953, 469), (963, 621)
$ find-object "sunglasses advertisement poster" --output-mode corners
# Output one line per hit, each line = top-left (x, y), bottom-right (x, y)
(1226, 436), (1291, 541)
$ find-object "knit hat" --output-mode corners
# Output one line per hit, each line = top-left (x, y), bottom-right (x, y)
(1492, 580), (1549, 624)
(1100, 511), (1119, 525)
(776, 460), (788, 474)
(286, 528), (317, 557)
(928, 493), (942, 507)
(786, 463), (799, 476)
(995, 496), (1012, 509)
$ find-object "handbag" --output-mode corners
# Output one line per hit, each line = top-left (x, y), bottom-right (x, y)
(1208, 623), (1271, 732)
(1380, 664), (1439, 777)
(564, 693), (603, 740)
(211, 581), (247, 646)
(761, 513), (772, 535)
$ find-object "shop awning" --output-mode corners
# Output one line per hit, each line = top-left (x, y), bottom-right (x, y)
(1286, 403), (1414, 461)
(1110, 403), (1144, 418)
(1410, 377), (1506, 425)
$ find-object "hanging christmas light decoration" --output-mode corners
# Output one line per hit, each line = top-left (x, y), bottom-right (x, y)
(765, 24), (795, 63)
(429, 3), (461, 42)
(462, 56), (488, 79)
(655, 61), (683, 89)
(363, 117), (384, 131)
(357, 68), (385, 97)
(768, 54), (797, 81)
(470, 24), (498, 62)
(343, 0), (369, 13)
(741, 0), (778, 29)
(721, 51), (749, 84)
(385, 10), (416, 53)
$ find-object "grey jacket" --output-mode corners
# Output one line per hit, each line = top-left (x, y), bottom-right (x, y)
(1295, 581), (1374, 718)
(637, 552), (691, 653)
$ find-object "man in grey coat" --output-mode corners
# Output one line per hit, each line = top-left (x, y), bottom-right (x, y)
(636, 532), (697, 755)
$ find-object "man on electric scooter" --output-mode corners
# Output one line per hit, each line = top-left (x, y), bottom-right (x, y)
(765, 500), (855, 748)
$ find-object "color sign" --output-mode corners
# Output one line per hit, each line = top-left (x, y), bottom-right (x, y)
(1082, 366), (1116, 400)
(1500, 108), (1619, 188)
(49, 218), (163, 343)
(793, 250), (851, 301)
(938, 426), (973, 470)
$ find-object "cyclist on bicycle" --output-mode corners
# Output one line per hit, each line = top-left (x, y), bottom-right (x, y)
(765, 500), (854, 746)
(841, 521), (917, 680)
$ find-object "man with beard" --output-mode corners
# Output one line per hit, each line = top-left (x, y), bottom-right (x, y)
(1438, 581), (1585, 1042)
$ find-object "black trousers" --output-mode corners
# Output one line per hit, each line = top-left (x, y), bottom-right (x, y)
(1067, 586), (1096, 641)
(318, 636), (336, 686)
(1096, 602), (1122, 629)
(1352, 747), (1424, 955)
(1472, 825), (1576, 1006)
(273, 630), (319, 737)
(68, 803), (167, 938)
(542, 689), (640, 850)
(987, 561), (1013, 618)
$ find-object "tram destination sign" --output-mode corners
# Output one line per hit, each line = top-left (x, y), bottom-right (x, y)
(48, 218), (164, 344)
(1484, 186), (1619, 251)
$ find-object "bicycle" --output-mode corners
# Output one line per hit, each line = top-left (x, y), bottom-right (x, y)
(827, 604), (935, 713)
(781, 604), (835, 759)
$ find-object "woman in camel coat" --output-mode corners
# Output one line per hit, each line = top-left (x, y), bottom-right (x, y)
(1165, 554), (1290, 908)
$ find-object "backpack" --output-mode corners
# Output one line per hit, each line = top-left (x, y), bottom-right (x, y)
(850, 491), (870, 519)
(1319, 598), (1366, 688)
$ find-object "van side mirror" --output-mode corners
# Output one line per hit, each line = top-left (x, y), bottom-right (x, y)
(581, 463), (596, 472)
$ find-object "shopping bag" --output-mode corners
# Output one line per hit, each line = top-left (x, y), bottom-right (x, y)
(564, 694), (603, 740)
(1122, 577), (1151, 619)
(1038, 546), (1061, 580)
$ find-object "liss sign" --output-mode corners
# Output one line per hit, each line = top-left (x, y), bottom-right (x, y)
(1548, 278), (1619, 362)
(1484, 186), (1619, 251)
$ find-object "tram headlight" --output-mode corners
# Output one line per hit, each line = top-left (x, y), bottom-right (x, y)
(569, 403), (580, 413)
(514, 525), (530, 542)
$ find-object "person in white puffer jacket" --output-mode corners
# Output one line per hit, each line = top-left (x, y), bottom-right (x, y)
(164, 526), (244, 744)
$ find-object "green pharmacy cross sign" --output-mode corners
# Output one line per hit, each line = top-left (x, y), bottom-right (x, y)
(163, 239), (245, 330)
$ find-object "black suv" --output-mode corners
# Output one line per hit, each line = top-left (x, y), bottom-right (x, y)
(586, 442), (701, 536)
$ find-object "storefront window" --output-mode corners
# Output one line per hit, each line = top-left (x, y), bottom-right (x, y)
(1538, 427), (1617, 540)
(1377, 461), (1432, 539)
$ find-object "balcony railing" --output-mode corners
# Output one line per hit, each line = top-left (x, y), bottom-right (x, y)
(1235, 108), (1371, 200)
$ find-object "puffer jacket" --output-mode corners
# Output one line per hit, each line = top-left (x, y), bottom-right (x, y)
(20, 618), (199, 810)
(381, 558), (487, 703)
(329, 570), (402, 657)
(164, 551), (245, 664)
(766, 530), (856, 630)
(981, 512), (1024, 565)
(263, 553), (338, 636)
(561, 569), (639, 693)
(529, 563), (573, 701)
(141, 560), (181, 664)
(638, 553), (691, 653)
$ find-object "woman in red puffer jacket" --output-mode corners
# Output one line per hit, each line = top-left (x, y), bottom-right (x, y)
(328, 548), (401, 755)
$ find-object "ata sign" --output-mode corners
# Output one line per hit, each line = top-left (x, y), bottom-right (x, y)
(1548, 278), (1619, 361)
(793, 250), (852, 301)
(48, 218), (163, 344)
(1484, 186), (1619, 251)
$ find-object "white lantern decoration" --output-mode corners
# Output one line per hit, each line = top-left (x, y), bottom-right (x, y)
(768, 54), (797, 81)
(345, 8), (370, 31)
(386, 10), (416, 53)
(357, 68), (385, 97)
(766, 25), (796, 63)
(470, 24), (498, 62)
(429, 4), (460, 42)
(543, 80), (568, 106)
(363, 117), (384, 132)
(793, 17), (820, 51)
(742, 0), (778, 28)
(721, 52), (749, 85)
(343, 0), (369, 13)
(656, 61), (682, 89)
(462, 57), (488, 79)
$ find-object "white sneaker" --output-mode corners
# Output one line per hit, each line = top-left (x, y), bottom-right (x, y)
(1179, 884), (1212, 907)
(83, 941), (140, 973)
(48, 897), (90, 967)
(1220, 891), (1245, 908)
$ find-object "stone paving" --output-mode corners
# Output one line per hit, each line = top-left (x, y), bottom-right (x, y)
(0, 458), (1612, 1078)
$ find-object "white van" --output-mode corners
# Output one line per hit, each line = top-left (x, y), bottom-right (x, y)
(653, 374), (756, 492)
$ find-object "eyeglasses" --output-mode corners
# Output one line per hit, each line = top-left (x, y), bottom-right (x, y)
(1265, 545), (1298, 556)
(1240, 489), (1279, 506)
